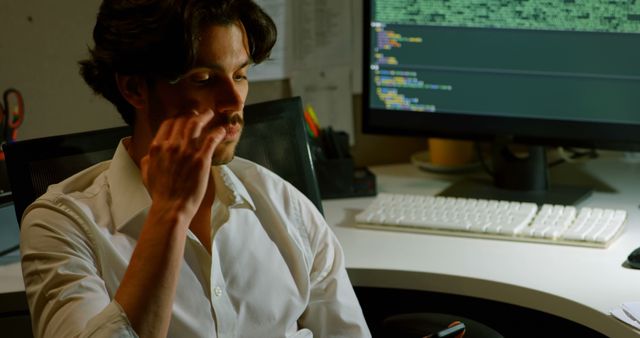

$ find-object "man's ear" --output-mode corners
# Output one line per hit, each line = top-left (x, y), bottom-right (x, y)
(115, 74), (148, 110)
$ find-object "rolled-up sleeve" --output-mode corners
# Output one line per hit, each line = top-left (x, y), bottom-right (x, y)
(20, 205), (137, 338)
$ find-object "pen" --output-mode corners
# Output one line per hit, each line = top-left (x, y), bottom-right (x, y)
(425, 321), (465, 338)
(303, 110), (319, 138)
(306, 105), (321, 131)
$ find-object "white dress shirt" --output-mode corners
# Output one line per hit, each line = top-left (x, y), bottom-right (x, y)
(20, 141), (371, 338)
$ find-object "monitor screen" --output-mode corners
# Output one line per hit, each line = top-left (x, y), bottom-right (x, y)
(363, 0), (640, 203)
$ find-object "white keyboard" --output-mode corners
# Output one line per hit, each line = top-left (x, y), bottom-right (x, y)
(355, 193), (627, 248)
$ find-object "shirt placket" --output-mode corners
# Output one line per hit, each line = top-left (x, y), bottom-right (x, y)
(210, 242), (237, 337)
(208, 192), (238, 338)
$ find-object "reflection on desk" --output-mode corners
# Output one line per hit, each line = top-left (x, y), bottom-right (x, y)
(325, 152), (640, 337)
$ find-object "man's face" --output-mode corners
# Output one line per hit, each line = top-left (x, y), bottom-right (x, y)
(146, 22), (251, 165)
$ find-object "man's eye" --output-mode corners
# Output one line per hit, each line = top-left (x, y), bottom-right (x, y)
(188, 72), (212, 83)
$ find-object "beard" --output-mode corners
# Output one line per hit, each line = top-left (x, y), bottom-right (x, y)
(210, 135), (241, 165)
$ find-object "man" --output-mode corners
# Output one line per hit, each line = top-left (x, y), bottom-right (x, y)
(19, 0), (371, 337)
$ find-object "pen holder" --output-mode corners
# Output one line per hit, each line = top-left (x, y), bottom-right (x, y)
(312, 128), (377, 199)
(315, 157), (355, 199)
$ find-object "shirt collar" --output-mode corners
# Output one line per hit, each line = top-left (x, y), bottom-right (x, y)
(213, 162), (255, 210)
(107, 139), (151, 232)
(108, 142), (255, 233)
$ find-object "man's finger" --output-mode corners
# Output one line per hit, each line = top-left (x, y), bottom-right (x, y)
(184, 109), (214, 141)
(155, 117), (175, 141)
(199, 126), (226, 158)
(168, 115), (188, 144)
(139, 155), (150, 187)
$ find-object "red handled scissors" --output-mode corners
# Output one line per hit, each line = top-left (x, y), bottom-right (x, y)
(1, 88), (25, 145)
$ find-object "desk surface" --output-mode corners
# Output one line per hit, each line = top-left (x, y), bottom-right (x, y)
(324, 152), (640, 337)
(1, 152), (639, 336)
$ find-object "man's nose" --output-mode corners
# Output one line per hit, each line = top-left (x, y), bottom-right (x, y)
(215, 79), (244, 113)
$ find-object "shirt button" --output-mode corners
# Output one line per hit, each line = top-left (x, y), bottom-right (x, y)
(214, 286), (223, 297)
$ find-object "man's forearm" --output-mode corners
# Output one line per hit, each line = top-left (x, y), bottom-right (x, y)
(114, 203), (190, 338)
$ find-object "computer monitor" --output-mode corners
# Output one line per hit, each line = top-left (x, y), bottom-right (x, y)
(363, 0), (640, 204)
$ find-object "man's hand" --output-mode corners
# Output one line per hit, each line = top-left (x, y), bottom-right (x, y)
(140, 109), (226, 224)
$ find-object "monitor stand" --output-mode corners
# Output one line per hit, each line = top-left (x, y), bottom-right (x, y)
(438, 138), (592, 205)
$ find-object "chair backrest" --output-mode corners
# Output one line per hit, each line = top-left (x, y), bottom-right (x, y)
(3, 126), (132, 225)
(3, 96), (323, 226)
(235, 96), (324, 214)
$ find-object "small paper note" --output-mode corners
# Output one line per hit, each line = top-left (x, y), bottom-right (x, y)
(611, 306), (640, 330)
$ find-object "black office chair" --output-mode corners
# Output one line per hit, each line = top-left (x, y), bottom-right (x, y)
(3, 98), (501, 338)
(381, 312), (503, 338)
(236, 96), (323, 214)
(3, 126), (133, 225)
(3, 96), (323, 226)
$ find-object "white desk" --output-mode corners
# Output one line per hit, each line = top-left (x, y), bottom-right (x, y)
(0, 201), (23, 294)
(324, 152), (640, 337)
(0, 201), (30, 337)
(0, 262), (22, 294)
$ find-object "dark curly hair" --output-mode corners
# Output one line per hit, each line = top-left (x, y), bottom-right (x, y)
(79, 0), (277, 126)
